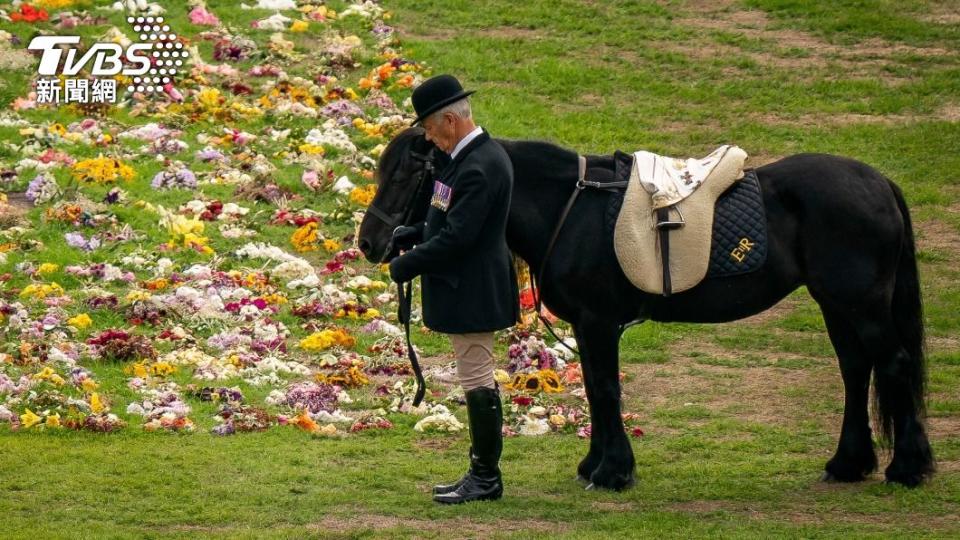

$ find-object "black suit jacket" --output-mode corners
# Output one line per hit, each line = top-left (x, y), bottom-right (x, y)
(389, 130), (520, 334)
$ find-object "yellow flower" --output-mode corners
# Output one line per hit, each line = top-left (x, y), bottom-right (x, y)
(126, 361), (149, 379)
(169, 215), (205, 237)
(150, 362), (177, 377)
(299, 328), (356, 351)
(290, 20), (309, 32)
(197, 87), (223, 110)
(291, 222), (320, 252)
(90, 392), (105, 414)
(298, 143), (326, 155)
(81, 378), (99, 392)
(349, 185), (377, 206)
(322, 238), (341, 252)
(68, 313), (93, 329)
(126, 290), (152, 302)
(33, 367), (64, 385)
(37, 263), (59, 274)
(71, 155), (135, 185)
(20, 409), (42, 429)
(20, 282), (65, 300)
(45, 413), (61, 428)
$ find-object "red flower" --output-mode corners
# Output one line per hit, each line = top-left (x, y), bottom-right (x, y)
(512, 396), (533, 406)
(11, 4), (49, 23)
(630, 427), (645, 438)
(519, 288), (535, 310)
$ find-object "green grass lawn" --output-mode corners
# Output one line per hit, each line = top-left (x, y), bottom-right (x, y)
(1, 0), (959, 538)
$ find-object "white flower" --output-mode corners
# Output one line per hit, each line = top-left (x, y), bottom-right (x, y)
(254, 13), (292, 31)
(518, 415), (550, 436)
(332, 175), (355, 194)
(313, 410), (353, 423)
(414, 411), (464, 433)
(305, 122), (357, 154)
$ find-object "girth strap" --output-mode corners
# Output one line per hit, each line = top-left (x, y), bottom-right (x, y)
(533, 155), (629, 356)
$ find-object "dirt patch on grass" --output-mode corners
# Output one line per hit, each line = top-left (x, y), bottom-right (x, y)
(927, 416), (960, 440)
(0, 192), (30, 227)
(624, 337), (839, 427)
(475, 26), (548, 40)
(312, 513), (567, 535)
(667, 7), (956, 77)
(671, 498), (960, 530)
(739, 296), (801, 326)
(413, 437), (456, 452)
(917, 220), (960, 257)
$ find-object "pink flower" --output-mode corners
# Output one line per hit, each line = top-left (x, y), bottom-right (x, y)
(163, 83), (184, 102)
(189, 6), (220, 26)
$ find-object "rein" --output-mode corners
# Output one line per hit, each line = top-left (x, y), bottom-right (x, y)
(531, 155), (629, 355)
(370, 149), (435, 407)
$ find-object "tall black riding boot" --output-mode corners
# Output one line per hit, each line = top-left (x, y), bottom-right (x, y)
(433, 386), (503, 504)
(432, 444), (472, 495)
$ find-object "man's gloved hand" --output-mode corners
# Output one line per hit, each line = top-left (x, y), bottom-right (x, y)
(392, 225), (420, 251)
(389, 255), (414, 283)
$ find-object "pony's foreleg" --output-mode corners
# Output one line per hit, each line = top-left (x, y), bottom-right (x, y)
(574, 316), (635, 491)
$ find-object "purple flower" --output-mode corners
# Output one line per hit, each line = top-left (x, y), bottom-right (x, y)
(212, 423), (235, 436)
(65, 232), (100, 251)
(25, 173), (60, 205)
(151, 167), (198, 190)
(372, 22), (394, 37)
(196, 148), (225, 162)
(103, 188), (123, 204)
(321, 100), (363, 124)
(283, 382), (339, 413)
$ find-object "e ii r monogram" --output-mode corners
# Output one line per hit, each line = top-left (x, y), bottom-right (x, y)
(730, 237), (754, 263)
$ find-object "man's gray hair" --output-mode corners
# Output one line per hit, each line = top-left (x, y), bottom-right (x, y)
(427, 97), (472, 123)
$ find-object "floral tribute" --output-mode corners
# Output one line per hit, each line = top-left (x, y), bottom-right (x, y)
(0, 0), (645, 443)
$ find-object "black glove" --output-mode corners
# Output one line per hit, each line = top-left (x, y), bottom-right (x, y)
(392, 225), (420, 251)
(389, 254), (414, 283)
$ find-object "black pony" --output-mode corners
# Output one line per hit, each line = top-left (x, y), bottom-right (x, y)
(358, 127), (934, 490)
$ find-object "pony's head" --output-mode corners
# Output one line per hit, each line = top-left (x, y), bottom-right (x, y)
(358, 127), (438, 263)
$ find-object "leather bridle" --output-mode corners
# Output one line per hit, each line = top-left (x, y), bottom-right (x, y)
(366, 147), (436, 406)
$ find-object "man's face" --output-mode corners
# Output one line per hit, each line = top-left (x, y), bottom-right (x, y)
(422, 112), (457, 154)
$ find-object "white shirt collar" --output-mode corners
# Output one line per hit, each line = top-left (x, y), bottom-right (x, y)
(449, 126), (483, 159)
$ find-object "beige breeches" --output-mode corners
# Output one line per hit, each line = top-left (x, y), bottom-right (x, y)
(448, 332), (496, 391)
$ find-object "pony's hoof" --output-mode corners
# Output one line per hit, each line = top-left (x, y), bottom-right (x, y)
(584, 482), (595, 491)
(884, 470), (928, 488)
(820, 471), (838, 483)
(589, 465), (636, 492)
(576, 474), (590, 485)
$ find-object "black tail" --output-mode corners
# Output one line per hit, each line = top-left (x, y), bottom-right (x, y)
(874, 180), (927, 446)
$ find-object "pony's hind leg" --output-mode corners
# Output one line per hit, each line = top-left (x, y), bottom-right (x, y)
(573, 316), (635, 491)
(818, 306), (878, 482)
(856, 312), (935, 486)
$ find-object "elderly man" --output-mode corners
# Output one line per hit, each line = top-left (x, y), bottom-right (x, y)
(388, 74), (519, 504)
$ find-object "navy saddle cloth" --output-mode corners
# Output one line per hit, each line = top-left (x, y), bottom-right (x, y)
(707, 169), (767, 277)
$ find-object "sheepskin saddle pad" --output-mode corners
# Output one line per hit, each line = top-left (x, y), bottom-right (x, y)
(612, 144), (755, 295)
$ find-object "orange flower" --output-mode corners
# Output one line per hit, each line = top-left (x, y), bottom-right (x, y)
(293, 411), (319, 433)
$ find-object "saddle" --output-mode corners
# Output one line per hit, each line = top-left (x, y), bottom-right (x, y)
(611, 145), (757, 295)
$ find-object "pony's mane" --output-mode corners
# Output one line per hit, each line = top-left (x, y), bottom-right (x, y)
(376, 126), (425, 185)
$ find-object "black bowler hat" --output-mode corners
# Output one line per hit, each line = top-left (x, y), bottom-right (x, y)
(411, 74), (475, 125)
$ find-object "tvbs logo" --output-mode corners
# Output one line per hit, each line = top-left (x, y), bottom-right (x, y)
(28, 15), (189, 103)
